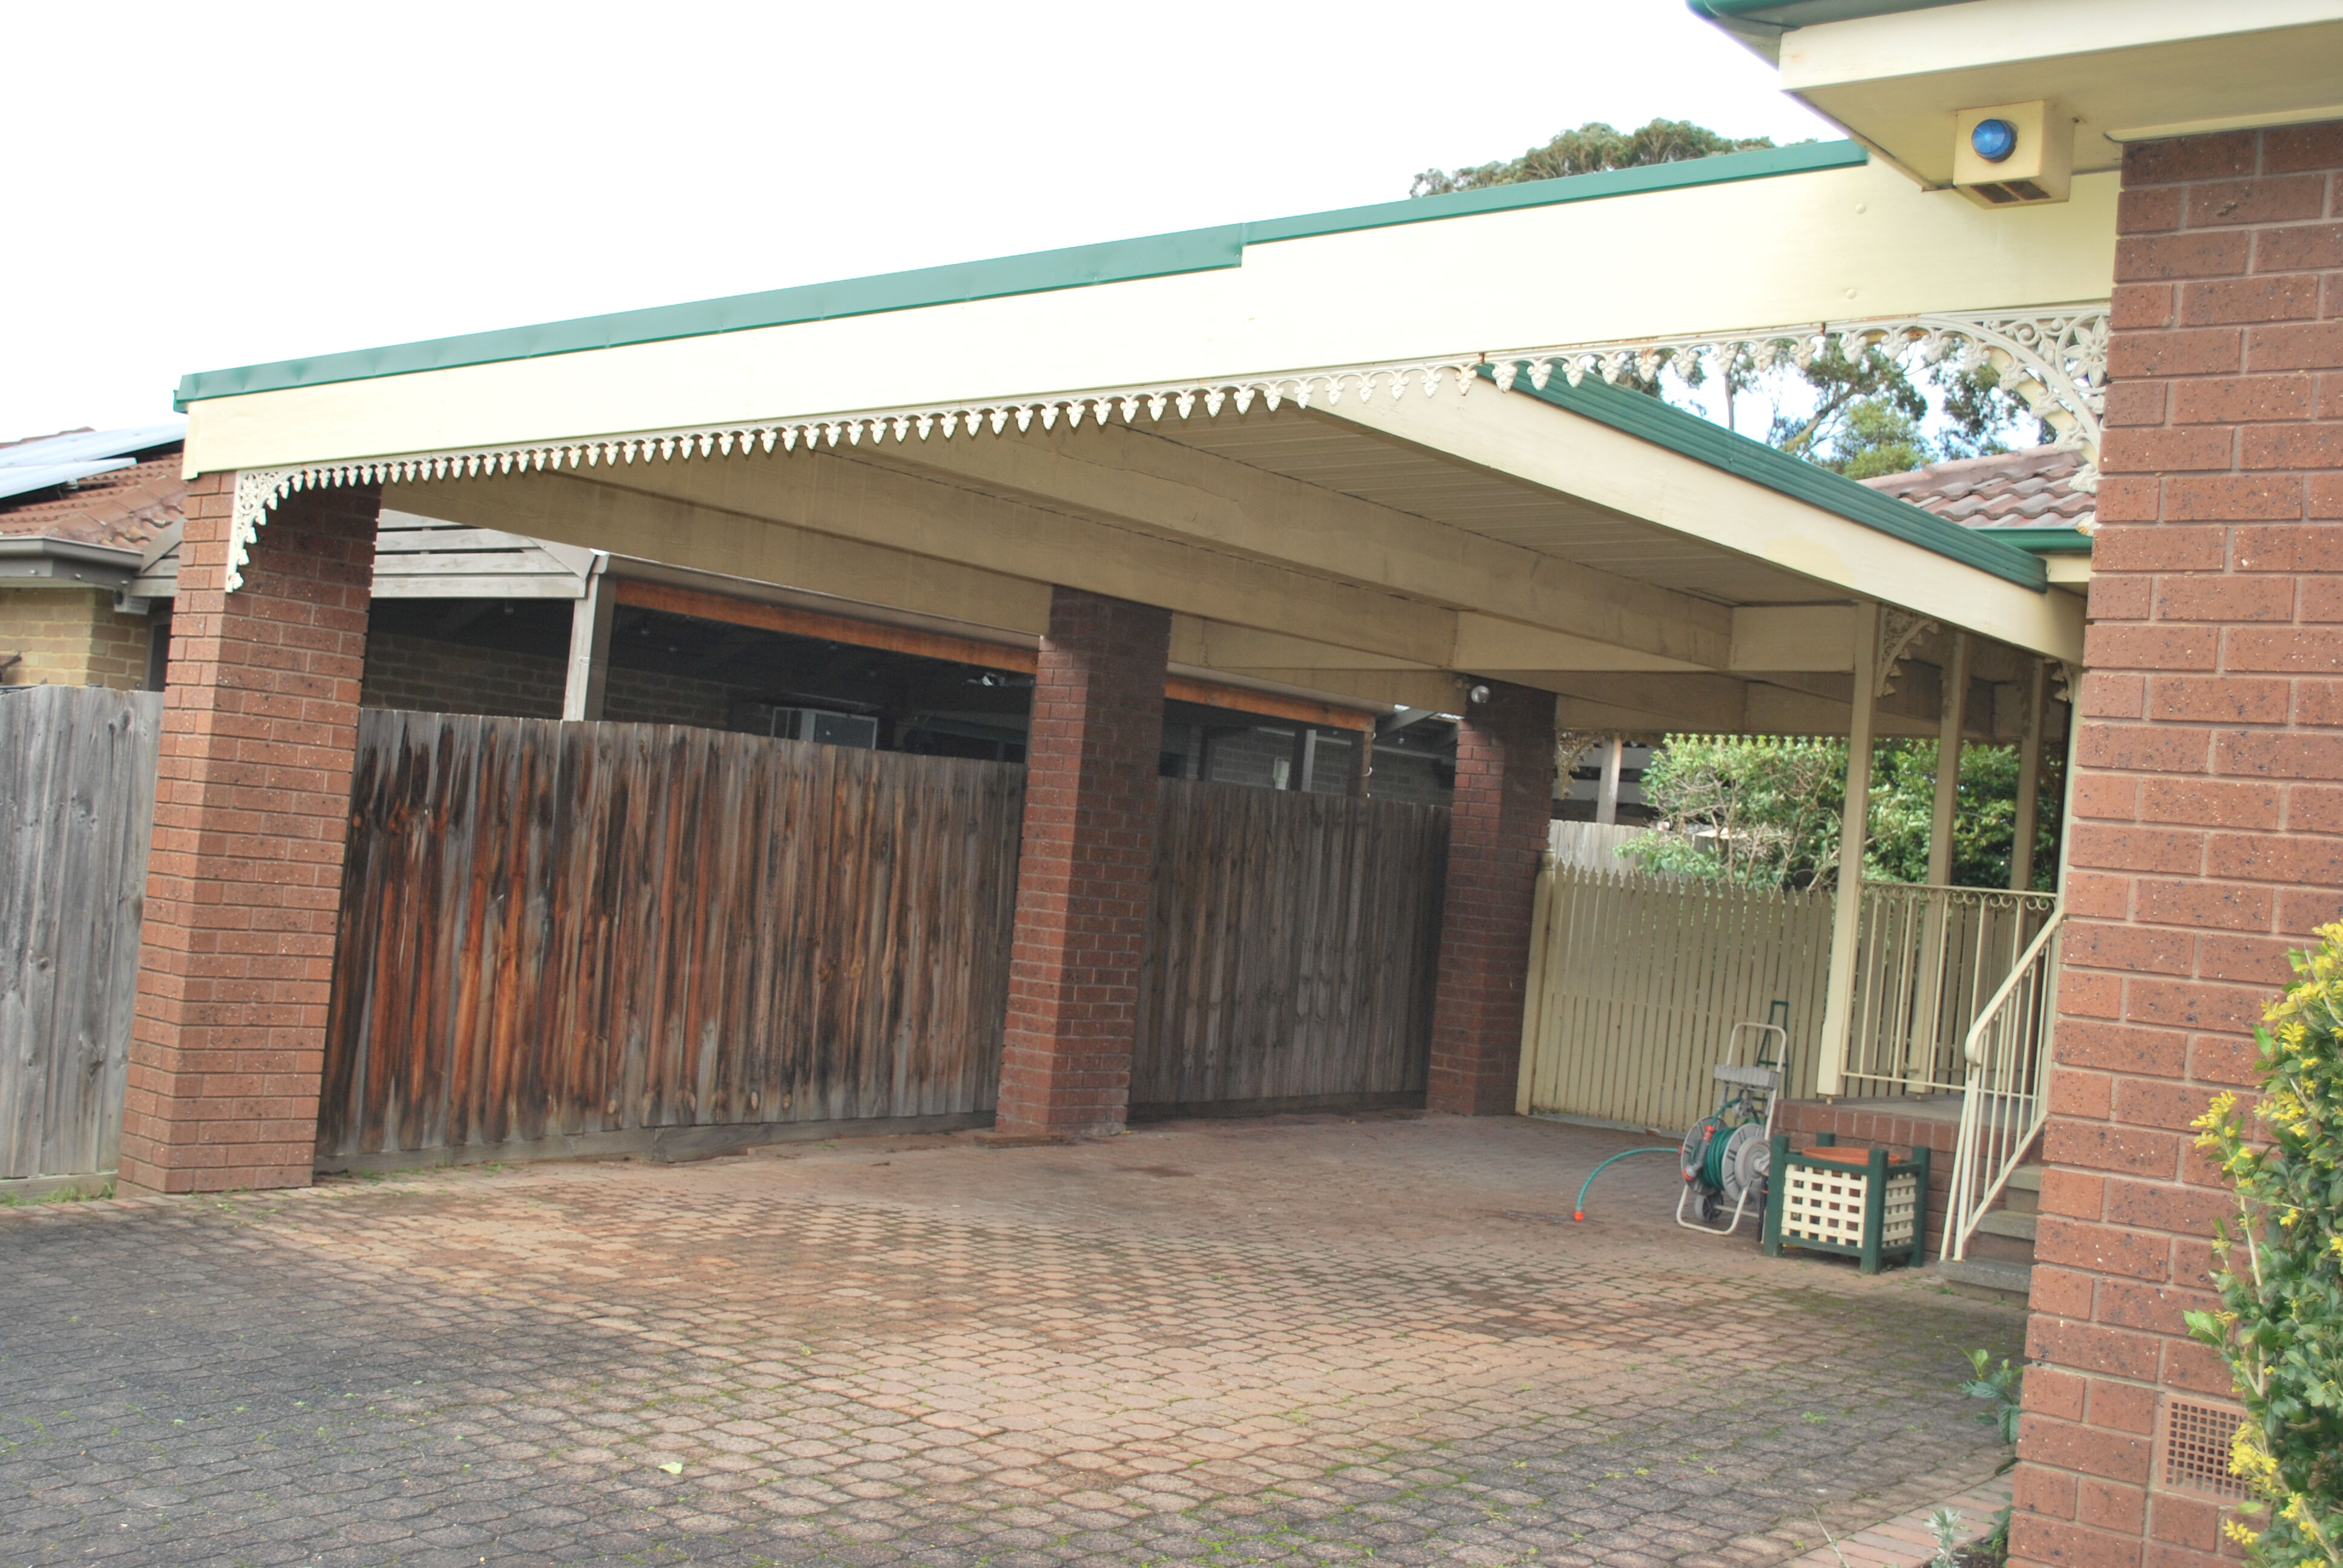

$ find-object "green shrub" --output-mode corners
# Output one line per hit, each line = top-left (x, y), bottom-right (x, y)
(2185, 923), (2343, 1567)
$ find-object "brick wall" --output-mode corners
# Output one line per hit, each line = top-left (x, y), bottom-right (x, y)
(0, 584), (154, 689)
(1426, 681), (1555, 1116)
(119, 477), (379, 1195)
(995, 587), (1170, 1138)
(359, 630), (564, 718)
(2012, 121), (2343, 1568)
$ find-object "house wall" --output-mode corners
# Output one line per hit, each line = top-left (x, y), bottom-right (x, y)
(359, 630), (565, 719)
(0, 587), (154, 690)
(2014, 120), (2343, 1568)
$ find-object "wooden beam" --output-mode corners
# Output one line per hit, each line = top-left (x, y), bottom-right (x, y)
(564, 557), (615, 720)
(1322, 385), (2086, 664)
(612, 577), (1038, 673)
(862, 417), (1734, 670)
(404, 454), (1461, 666)
(1163, 675), (1376, 733)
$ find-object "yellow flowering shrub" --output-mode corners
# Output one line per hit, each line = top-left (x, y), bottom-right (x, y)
(2186, 923), (2343, 1566)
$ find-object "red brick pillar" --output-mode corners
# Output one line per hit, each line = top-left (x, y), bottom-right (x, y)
(2012, 121), (2343, 1568)
(1426, 679), (1555, 1115)
(993, 586), (1170, 1140)
(118, 475), (379, 1195)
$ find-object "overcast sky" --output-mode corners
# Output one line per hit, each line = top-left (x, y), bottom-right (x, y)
(4, 2), (1832, 440)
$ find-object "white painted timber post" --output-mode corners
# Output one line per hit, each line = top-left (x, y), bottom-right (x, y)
(1910, 630), (1970, 1086)
(1595, 736), (1625, 826)
(1817, 601), (1881, 1099)
(2009, 661), (2047, 892)
(563, 554), (614, 722)
(2054, 667), (2082, 896)
(1927, 632), (1970, 888)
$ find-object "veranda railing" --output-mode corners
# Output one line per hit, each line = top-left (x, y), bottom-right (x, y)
(1942, 910), (2065, 1260)
(1838, 882), (2057, 1097)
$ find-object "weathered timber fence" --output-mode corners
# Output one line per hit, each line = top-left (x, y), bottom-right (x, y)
(1131, 780), (1447, 1116)
(319, 713), (1024, 1168)
(1515, 864), (1834, 1132)
(0, 687), (162, 1192)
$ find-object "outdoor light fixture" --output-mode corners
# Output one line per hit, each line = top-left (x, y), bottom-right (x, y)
(1951, 101), (2071, 207)
(1466, 682), (1492, 705)
(1969, 117), (2018, 163)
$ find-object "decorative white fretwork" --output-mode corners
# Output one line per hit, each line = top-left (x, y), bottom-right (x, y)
(1877, 607), (1938, 699)
(219, 307), (2107, 592)
(1487, 309), (2108, 493)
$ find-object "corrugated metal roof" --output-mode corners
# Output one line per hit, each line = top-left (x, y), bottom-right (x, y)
(0, 460), (136, 501)
(0, 425), (186, 471)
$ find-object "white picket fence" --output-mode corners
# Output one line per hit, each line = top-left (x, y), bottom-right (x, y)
(1516, 863), (1833, 1132)
(1516, 859), (2052, 1137)
(1545, 820), (1649, 874)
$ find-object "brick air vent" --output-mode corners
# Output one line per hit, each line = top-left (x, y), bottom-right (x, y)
(2162, 1399), (2250, 1500)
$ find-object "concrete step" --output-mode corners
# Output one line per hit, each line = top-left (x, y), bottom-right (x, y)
(1962, 1227), (2036, 1266)
(2007, 1163), (2043, 1192)
(1936, 1256), (2033, 1302)
(1976, 1209), (2039, 1243)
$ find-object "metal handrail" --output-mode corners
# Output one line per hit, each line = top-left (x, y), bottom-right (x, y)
(1942, 908), (2065, 1262)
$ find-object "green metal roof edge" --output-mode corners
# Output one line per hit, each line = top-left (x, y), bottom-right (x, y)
(1481, 365), (2050, 592)
(1979, 527), (2093, 555)
(175, 140), (1866, 411)
(1239, 139), (1864, 243)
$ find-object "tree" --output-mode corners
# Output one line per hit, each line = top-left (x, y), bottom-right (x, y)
(1616, 736), (1848, 888)
(1624, 736), (2060, 891)
(2187, 929), (2343, 1567)
(1410, 119), (1777, 198)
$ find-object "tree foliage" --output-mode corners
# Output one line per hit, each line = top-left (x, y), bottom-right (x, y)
(2187, 929), (2343, 1567)
(1409, 119), (1777, 198)
(1621, 736), (2059, 892)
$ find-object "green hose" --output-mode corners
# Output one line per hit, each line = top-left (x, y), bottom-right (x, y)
(1573, 1146), (1676, 1220)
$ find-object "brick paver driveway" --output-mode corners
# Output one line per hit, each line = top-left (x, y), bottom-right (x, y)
(1, 1115), (2022, 1567)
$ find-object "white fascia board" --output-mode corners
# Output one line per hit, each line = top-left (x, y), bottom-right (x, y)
(1322, 385), (2086, 664)
(181, 159), (2114, 477)
(1784, 0), (2343, 87)
(1784, 0), (2343, 178)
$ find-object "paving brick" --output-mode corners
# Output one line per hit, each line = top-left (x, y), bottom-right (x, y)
(0, 1117), (2025, 1567)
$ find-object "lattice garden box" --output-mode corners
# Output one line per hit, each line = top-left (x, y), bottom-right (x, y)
(1761, 1134), (1931, 1274)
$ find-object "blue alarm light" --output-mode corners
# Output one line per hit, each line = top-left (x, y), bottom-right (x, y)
(1971, 118), (2019, 163)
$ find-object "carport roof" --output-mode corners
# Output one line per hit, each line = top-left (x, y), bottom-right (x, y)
(173, 142), (1869, 411)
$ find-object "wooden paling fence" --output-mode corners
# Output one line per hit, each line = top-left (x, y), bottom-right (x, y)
(1516, 864), (1833, 1133)
(0, 687), (162, 1190)
(319, 712), (1025, 1167)
(1132, 780), (1446, 1115)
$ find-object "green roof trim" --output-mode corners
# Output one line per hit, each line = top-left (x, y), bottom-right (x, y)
(1978, 527), (2093, 555)
(175, 140), (1867, 411)
(1481, 365), (2050, 592)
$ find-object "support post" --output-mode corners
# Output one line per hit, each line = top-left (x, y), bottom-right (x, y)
(1911, 630), (1969, 1084)
(563, 554), (614, 722)
(1926, 632), (1969, 889)
(993, 586), (1170, 1140)
(1296, 726), (1319, 794)
(1426, 679), (1557, 1116)
(1594, 736), (1624, 826)
(119, 476), (380, 1194)
(1816, 601), (1880, 1099)
(2008, 660), (2046, 893)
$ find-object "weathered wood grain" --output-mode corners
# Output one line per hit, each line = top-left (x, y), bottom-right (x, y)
(319, 713), (1024, 1163)
(1131, 780), (1447, 1114)
(0, 687), (162, 1182)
